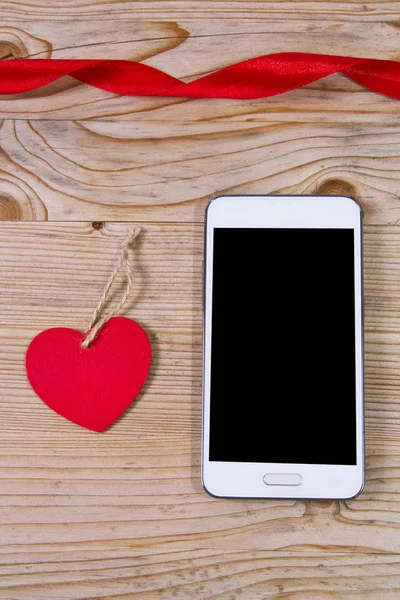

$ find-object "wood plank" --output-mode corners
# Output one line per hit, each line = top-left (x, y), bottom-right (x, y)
(0, 221), (398, 567)
(0, 548), (400, 599)
(0, 9), (400, 120)
(2, 0), (399, 21)
(2, 119), (400, 223)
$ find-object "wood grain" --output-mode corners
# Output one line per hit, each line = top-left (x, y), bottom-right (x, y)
(0, 4), (400, 222)
(1, 6), (400, 121)
(0, 222), (399, 599)
(2, 119), (400, 223)
(1, 1), (400, 596)
(0, 550), (400, 599)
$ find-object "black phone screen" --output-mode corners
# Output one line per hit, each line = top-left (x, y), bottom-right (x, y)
(209, 228), (357, 465)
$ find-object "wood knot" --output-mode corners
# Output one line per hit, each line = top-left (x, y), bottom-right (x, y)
(0, 43), (15, 60)
(0, 193), (23, 219)
(316, 178), (358, 201)
(92, 221), (105, 231)
(0, 179), (47, 220)
(0, 27), (52, 60)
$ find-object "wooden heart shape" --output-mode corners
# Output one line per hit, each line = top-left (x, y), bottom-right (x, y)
(25, 317), (151, 432)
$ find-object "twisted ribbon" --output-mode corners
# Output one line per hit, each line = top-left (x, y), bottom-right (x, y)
(1, 53), (400, 99)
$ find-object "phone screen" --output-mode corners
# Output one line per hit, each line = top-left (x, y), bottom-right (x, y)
(209, 228), (357, 466)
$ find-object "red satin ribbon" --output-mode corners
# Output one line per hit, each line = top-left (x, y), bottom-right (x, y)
(1, 53), (400, 100)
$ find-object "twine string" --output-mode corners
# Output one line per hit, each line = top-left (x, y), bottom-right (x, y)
(81, 227), (140, 349)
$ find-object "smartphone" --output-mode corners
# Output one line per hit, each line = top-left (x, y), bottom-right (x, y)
(202, 195), (364, 499)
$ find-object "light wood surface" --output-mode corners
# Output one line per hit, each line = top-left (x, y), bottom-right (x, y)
(1, 4), (400, 223)
(0, 1), (400, 598)
(0, 222), (399, 600)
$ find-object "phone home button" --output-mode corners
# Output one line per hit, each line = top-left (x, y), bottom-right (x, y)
(262, 473), (303, 486)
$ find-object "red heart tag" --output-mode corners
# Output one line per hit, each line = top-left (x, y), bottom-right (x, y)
(25, 316), (151, 432)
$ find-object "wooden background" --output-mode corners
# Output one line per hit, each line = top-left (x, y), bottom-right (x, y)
(1, 1), (400, 598)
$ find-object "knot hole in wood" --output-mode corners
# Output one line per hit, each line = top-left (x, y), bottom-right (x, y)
(0, 27), (52, 60)
(0, 192), (25, 220)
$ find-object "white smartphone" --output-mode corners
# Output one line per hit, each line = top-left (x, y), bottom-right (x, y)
(202, 195), (364, 499)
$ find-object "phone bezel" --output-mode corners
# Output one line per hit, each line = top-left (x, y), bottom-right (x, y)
(201, 195), (364, 499)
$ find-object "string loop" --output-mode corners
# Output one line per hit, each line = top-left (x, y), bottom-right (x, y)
(82, 227), (140, 349)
